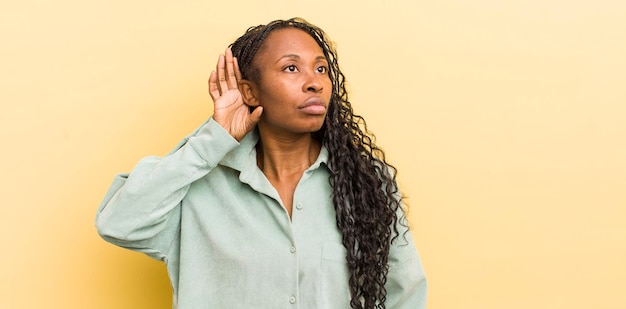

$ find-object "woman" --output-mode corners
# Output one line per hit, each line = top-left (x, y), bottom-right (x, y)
(96, 17), (426, 309)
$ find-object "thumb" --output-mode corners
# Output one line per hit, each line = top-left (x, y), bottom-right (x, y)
(247, 106), (263, 127)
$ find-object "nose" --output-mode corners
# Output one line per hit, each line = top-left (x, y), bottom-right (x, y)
(303, 70), (324, 93)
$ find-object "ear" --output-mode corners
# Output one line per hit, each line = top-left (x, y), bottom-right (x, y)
(239, 80), (259, 107)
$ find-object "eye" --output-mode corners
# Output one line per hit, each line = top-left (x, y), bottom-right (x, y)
(316, 66), (328, 74)
(284, 65), (298, 72)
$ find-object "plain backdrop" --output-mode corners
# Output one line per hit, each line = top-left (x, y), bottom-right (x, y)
(1, 0), (625, 308)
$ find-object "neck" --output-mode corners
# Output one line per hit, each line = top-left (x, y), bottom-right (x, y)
(256, 130), (321, 180)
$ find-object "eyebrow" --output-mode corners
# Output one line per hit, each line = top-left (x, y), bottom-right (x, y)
(275, 54), (327, 63)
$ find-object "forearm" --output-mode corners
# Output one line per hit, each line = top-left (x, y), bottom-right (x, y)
(95, 118), (238, 246)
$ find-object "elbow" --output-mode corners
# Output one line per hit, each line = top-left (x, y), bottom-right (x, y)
(95, 211), (128, 243)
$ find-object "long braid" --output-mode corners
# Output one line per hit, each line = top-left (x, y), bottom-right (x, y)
(230, 18), (407, 309)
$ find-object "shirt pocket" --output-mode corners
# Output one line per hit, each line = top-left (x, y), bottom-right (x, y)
(322, 242), (348, 262)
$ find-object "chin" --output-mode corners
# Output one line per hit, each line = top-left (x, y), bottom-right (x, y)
(302, 118), (326, 133)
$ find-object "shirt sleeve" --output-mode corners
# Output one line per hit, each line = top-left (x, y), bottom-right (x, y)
(95, 118), (239, 260)
(384, 210), (428, 308)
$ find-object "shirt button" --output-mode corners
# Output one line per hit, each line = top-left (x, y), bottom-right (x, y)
(289, 296), (296, 304)
(295, 202), (303, 210)
(290, 246), (296, 253)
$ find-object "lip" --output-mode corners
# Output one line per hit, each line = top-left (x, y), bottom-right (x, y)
(298, 97), (327, 115)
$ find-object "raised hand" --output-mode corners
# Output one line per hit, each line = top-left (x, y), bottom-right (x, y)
(209, 48), (263, 141)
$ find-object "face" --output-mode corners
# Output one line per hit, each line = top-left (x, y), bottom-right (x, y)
(244, 28), (332, 136)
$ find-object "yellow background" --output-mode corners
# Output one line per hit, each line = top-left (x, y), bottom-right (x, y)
(1, 0), (625, 308)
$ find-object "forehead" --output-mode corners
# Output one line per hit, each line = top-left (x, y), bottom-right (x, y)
(258, 28), (325, 59)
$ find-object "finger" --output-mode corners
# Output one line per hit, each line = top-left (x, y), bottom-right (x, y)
(208, 71), (220, 100)
(233, 56), (242, 81)
(216, 54), (228, 94)
(225, 48), (238, 90)
(248, 106), (263, 126)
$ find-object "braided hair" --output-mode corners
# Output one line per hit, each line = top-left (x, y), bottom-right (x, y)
(230, 17), (407, 309)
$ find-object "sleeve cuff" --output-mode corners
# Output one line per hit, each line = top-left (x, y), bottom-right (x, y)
(187, 117), (240, 168)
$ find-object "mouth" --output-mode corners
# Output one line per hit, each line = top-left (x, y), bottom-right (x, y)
(298, 97), (327, 115)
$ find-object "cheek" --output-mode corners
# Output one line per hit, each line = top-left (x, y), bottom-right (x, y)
(324, 81), (333, 99)
(324, 77), (333, 91)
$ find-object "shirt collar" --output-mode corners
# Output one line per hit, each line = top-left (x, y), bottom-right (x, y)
(220, 129), (330, 173)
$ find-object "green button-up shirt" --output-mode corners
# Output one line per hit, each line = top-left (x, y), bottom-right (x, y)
(96, 118), (427, 308)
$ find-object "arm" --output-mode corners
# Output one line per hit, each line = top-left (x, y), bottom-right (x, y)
(95, 119), (238, 257)
(95, 48), (262, 259)
(385, 214), (428, 308)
